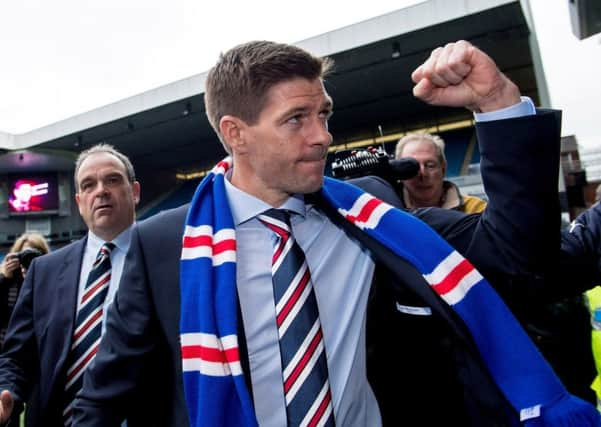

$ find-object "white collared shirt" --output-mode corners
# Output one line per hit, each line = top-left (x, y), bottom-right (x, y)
(224, 175), (381, 427)
(76, 226), (133, 331)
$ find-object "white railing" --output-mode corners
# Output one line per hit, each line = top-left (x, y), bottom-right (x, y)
(447, 172), (487, 200)
(580, 148), (601, 182)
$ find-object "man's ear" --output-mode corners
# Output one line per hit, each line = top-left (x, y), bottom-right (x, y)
(219, 115), (248, 154)
(132, 181), (141, 205)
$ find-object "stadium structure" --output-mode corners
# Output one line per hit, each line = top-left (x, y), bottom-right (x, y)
(0, 0), (553, 249)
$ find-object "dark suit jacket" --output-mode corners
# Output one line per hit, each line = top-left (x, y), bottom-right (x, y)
(73, 110), (561, 426)
(0, 272), (24, 349)
(547, 201), (601, 299)
(0, 238), (156, 427)
(0, 239), (87, 426)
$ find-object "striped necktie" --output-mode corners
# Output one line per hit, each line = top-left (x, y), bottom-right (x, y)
(258, 209), (335, 427)
(63, 242), (115, 426)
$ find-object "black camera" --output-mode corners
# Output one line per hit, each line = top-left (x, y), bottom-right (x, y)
(330, 146), (420, 183)
(14, 247), (43, 269)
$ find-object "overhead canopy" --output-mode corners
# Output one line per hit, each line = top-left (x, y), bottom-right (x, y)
(0, 0), (540, 187)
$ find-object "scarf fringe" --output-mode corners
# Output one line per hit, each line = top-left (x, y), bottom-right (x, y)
(524, 394), (601, 426)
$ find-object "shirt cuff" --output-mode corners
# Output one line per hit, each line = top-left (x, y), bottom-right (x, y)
(474, 96), (536, 122)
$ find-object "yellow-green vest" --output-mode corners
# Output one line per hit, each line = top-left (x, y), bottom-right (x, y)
(585, 286), (601, 411)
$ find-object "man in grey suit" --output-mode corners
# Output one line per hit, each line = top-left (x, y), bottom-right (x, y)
(0, 144), (148, 426)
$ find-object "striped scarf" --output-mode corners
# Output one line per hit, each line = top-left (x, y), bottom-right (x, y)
(179, 157), (599, 427)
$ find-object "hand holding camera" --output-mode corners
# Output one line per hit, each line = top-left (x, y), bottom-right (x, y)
(331, 146), (420, 184)
(1, 248), (43, 279)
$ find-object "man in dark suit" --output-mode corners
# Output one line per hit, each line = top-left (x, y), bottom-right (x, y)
(0, 144), (148, 426)
(73, 41), (568, 426)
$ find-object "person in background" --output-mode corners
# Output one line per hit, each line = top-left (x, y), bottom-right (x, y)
(583, 183), (601, 411)
(0, 233), (49, 427)
(394, 131), (486, 213)
(585, 272), (601, 411)
(0, 144), (154, 427)
(0, 232), (50, 348)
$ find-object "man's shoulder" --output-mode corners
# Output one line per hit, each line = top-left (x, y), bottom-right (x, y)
(135, 204), (189, 250)
(137, 204), (189, 231)
(26, 237), (84, 274)
(41, 238), (84, 263)
(462, 194), (487, 214)
(346, 176), (404, 209)
(132, 204), (189, 267)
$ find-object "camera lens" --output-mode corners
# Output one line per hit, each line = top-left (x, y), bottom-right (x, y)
(17, 248), (43, 270)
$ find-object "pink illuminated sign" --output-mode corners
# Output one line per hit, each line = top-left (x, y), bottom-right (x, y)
(7, 174), (59, 214)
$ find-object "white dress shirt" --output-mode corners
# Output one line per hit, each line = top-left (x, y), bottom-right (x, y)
(225, 177), (381, 427)
(76, 226), (133, 331)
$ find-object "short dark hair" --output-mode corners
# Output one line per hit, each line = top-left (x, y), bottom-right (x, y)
(204, 40), (333, 152)
(74, 143), (136, 190)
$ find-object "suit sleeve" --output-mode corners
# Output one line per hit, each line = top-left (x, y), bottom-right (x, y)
(546, 202), (601, 299)
(414, 110), (562, 300)
(0, 274), (9, 331)
(0, 274), (17, 344)
(72, 224), (160, 426)
(0, 262), (40, 414)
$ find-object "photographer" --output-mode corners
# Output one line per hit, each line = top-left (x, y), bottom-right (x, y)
(0, 233), (49, 349)
(332, 132), (486, 214)
(394, 131), (487, 213)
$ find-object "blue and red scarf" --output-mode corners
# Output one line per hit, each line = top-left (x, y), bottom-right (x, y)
(179, 157), (599, 427)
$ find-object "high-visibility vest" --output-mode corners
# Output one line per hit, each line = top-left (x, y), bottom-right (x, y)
(585, 286), (601, 411)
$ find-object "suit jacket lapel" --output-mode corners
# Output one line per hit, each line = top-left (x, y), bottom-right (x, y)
(310, 191), (476, 347)
(48, 237), (87, 395)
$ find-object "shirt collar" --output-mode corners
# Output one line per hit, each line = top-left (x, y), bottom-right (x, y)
(223, 170), (306, 226)
(86, 224), (134, 255)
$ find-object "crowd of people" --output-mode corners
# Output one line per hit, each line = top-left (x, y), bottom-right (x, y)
(0, 38), (600, 427)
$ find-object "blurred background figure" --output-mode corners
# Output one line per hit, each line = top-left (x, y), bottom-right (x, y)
(584, 183), (601, 412)
(0, 232), (49, 348)
(395, 132), (486, 213)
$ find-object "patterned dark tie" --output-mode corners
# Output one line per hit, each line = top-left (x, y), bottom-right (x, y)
(63, 242), (115, 426)
(258, 209), (335, 427)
